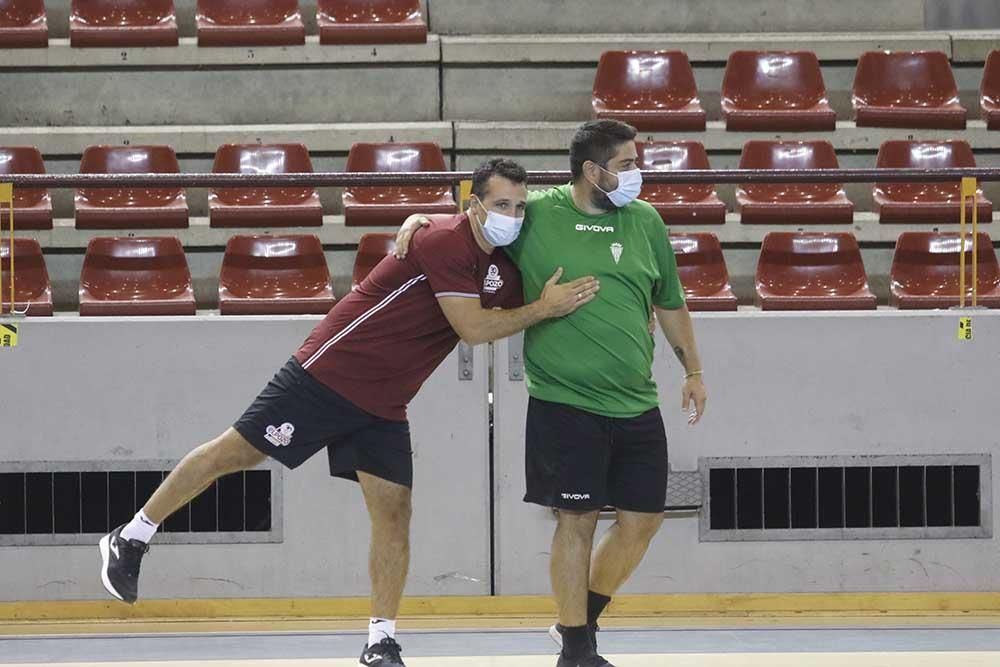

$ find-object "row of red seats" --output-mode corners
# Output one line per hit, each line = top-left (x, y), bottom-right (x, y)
(0, 235), (335, 316)
(4, 232), (998, 316)
(595, 49), (1000, 131)
(640, 139), (991, 225)
(0, 142), (454, 230)
(1, 140), (991, 230)
(0, 0), (425, 48)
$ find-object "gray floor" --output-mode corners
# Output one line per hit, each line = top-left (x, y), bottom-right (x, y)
(3, 627), (1000, 662)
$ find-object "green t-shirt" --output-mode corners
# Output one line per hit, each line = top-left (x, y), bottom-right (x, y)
(505, 184), (685, 418)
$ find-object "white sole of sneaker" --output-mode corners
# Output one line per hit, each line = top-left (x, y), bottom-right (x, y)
(98, 534), (125, 602)
(548, 624), (563, 648)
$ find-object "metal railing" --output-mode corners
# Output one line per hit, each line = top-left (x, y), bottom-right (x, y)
(3, 167), (1000, 188)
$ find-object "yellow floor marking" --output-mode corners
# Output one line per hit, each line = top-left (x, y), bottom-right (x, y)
(6, 592), (1000, 623)
(3, 614), (1000, 636)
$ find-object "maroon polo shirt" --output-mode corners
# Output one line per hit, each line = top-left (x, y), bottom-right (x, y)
(294, 214), (524, 421)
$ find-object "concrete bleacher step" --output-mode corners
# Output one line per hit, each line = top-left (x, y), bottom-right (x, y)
(8, 30), (990, 66)
(428, 0), (926, 34)
(440, 32), (955, 63)
(0, 123), (453, 155)
(6, 120), (999, 157)
(0, 36), (440, 68)
(454, 120), (1000, 151)
(3, 29), (996, 126)
(23, 217), (394, 249)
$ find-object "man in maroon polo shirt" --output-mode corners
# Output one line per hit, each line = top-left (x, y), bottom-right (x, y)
(97, 159), (600, 667)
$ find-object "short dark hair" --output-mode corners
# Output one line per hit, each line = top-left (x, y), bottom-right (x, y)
(471, 158), (528, 199)
(569, 120), (638, 180)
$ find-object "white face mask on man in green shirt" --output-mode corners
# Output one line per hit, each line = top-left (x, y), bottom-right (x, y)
(589, 164), (644, 209)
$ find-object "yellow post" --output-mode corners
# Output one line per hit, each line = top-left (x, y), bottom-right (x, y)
(0, 183), (11, 315)
(959, 179), (968, 308)
(458, 179), (473, 212)
(961, 178), (978, 308)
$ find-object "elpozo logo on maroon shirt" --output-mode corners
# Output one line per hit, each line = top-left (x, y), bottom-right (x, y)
(483, 264), (504, 294)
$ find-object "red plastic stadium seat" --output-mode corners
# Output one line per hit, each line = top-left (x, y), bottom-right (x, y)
(591, 51), (706, 131)
(982, 50), (1000, 130)
(0, 239), (52, 316)
(891, 232), (1000, 309)
(318, 0), (426, 45)
(874, 140), (992, 225)
(79, 237), (195, 316)
(755, 232), (877, 310)
(852, 51), (966, 129)
(0, 0), (47, 48)
(352, 233), (395, 288)
(219, 235), (335, 315)
(197, 0), (305, 46)
(70, 0), (178, 47)
(343, 143), (456, 227)
(351, 216), (451, 289)
(670, 233), (737, 311)
(0, 147), (52, 230)
(721, 51), (836, 131)
(637, 142), (725, 225)
(737, 140), (853, 225)
(75, 145), (188, 230)
(209, 144), (322, 228)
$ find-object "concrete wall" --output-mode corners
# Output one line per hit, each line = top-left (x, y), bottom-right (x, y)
(926, 0), (1000, 29)
(1, 311), (996, 600)
(0, 66), (440, 126)
(428, 0), (925, 34)
(0, 317), (491, 601)
(494, 312), (1000, 594)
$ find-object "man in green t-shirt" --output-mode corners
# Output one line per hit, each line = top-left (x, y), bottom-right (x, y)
(397, 120), (707, 667)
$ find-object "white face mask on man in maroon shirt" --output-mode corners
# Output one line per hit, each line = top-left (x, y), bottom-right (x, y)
(471, 195), (524, 247)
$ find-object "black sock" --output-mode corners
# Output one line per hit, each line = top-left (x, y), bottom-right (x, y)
(561, 624), (592, 658)
(587, 591), (612, 625)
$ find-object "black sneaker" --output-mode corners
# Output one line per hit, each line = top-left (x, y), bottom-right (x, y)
(98, 524), (149, 604)
(555, 651), (615, 667)
(359, 638), (405, 666)
(549, 623), (600, 651)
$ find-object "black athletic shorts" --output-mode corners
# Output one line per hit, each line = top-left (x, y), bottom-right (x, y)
(524, 397), (668, 513)
(234, 358), (413, 488)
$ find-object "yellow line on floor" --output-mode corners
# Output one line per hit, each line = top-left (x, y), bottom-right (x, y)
(3, 614), (1000, 637)
(3, 654), (1000, 667)
(4, 592), (1000, 622)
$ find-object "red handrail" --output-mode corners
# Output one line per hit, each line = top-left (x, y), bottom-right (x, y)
(3, 168), (1000, 189)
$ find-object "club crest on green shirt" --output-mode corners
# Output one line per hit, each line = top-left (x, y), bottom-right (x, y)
(610, 242), (623, 264)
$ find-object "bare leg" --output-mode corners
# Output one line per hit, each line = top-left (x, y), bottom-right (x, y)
(143, 428), (267, 524)
(359, 471), (412, 620)
(589, 509), (664, 596)
(551, 509), (599, 627)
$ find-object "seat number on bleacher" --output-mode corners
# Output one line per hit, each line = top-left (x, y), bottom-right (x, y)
(0, 324), (18, 348)
(957, 317), (973, 342)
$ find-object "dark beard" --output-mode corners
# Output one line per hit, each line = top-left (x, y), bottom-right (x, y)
(589, 188), (616, 212)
